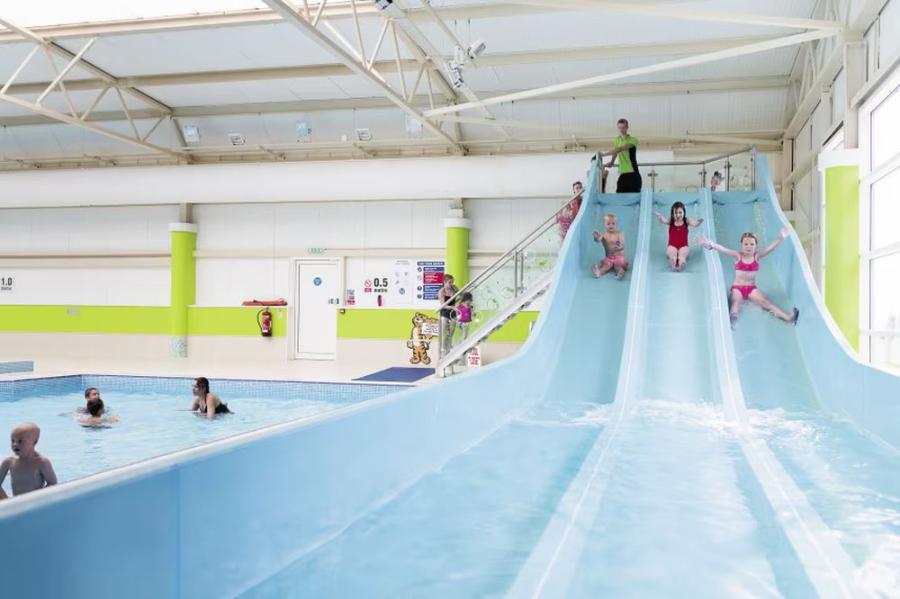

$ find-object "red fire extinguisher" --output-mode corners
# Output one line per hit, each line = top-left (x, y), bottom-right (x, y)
(257, 308), (273, 337)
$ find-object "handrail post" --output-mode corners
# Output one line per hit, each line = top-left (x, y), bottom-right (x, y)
(750, 149), (757, 191)
(439, 314), (448, 361)
(700, 164), (707, 189)
(725, 159), (732, 191)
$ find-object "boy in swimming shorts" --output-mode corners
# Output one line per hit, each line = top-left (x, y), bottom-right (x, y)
(0, 422), (57, 499)
(591, 213), (628, 280)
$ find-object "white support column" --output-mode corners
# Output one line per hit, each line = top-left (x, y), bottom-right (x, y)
(842, 41), (866, 149)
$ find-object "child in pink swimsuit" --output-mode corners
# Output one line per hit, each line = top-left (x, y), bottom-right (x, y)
(453, 292), (474, 342)
(654, 201), (703, 271)
(591, 213), (628, 280)
(557, 181), (583, 240)
(700, 228), (799, 327)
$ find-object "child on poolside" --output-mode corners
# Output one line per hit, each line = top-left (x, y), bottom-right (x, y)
(77, 397), (119, 427)
(699, 228), (799, 327)
(453, 292), (474, 342)
(655, 201), (703, 271)
(591, 213), (628, 280)
(0, 422), (57, 499)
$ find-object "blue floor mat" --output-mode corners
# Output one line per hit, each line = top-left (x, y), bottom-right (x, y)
(354, 367), (434, 383)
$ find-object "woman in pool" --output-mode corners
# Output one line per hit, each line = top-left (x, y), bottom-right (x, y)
(191, 377), (232, 417)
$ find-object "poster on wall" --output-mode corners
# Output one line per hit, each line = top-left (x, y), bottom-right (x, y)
(416, 261), (445, 301)
(345, 258), (444, 308)
(392, 259), (413, 305)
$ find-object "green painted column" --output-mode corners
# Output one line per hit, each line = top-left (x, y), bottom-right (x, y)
(444, 217), (471, 286)
(169, 223), (197, 357)
(822, 161), (859, 351)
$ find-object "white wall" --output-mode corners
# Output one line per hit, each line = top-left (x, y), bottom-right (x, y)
(0, 152), (680, 308)
(0, 205), (176, 252)
(0, 153), (596, 208)
(0, 205), (176, 305)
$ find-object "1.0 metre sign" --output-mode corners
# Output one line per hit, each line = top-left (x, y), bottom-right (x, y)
(0, 276), (12, 292)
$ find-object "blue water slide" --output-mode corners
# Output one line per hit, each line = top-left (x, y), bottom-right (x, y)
(0, 164), (640, 598)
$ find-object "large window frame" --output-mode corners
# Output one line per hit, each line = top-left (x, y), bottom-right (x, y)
(858, 64), (900, 370)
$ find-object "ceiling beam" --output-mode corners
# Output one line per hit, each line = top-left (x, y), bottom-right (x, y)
(426, 30), (835, 117)
(1, 34), (786, 96)
(0, 17), (171, 115)
(0, 0), (704, 44)
(499, 0), (844, 30)
(0, 76), (789, 127)
(0, 17), (182, 158)
(259, 0), (462, 152)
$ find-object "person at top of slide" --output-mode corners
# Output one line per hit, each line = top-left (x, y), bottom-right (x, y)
(599, 118), (641, 193)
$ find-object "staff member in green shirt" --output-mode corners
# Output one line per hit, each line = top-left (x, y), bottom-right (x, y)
(600, 118), (642, 193)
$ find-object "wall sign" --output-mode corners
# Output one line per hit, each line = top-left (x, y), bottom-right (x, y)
(346, 258), (444, 308)
(416, 261), (445, 301)
(0, 276), (13, 292)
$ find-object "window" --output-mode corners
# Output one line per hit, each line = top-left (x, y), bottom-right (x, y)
(870, 86), (900, 171)
(870, 168), (900, 250)
(879, 0), (900, 70)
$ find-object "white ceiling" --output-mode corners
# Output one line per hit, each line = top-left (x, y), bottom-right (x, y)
(0, 0), (823, 166)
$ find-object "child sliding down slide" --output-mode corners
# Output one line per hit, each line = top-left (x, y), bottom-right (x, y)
(699, 228), (799, 328)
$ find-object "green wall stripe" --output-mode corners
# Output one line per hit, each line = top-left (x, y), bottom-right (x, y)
(187, 307), (287, 337)
(0, 305), (287, 336)
(337, 308), (537, 342)
(0, 306), (171, 334)
(823, 165), (860, 351)
(0, 305), (530, 341)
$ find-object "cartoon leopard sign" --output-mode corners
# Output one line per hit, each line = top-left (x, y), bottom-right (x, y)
(407, 312), (439, 365)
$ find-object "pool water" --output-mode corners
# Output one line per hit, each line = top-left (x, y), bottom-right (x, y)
(0, 380), (401, 488)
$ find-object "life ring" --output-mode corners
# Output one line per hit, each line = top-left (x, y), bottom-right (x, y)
(241, 298), (288, 306)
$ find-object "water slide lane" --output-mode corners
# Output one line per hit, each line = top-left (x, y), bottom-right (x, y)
(239, 190), (641, 597)
(520, 193), (813, 599)
(714, 189), (900, 597)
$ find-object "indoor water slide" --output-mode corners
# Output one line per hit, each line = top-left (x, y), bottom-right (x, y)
(2, 160), (899, 598)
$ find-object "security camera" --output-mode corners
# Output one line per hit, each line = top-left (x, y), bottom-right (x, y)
(448, 61), (464, 89)
(466, 40), (486, 61)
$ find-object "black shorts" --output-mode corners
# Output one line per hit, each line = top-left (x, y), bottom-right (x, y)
(439, 308), (456, 320)
(616, 172), (642, 193)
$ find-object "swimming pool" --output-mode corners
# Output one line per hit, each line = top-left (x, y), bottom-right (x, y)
(0, 375), (403, 487)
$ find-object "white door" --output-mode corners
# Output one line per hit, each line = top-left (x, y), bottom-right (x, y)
(295, 259), (340, 359)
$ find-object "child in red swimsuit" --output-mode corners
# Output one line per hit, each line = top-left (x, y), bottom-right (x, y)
(699, 229), (799, 327)
(654, 201), (703, 271)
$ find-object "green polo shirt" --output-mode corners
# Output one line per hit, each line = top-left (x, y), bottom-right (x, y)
(614, 135), (639, 175)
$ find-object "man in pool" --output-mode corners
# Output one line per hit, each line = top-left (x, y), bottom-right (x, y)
(78, 387), (103, 413)
(77, 398), (119, 427)
(0, 422), (57, 499)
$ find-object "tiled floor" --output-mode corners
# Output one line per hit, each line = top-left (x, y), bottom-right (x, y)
(0, 355), (439, 384)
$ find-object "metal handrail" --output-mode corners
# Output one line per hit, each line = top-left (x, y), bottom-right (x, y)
(434, 190), (582, 314)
